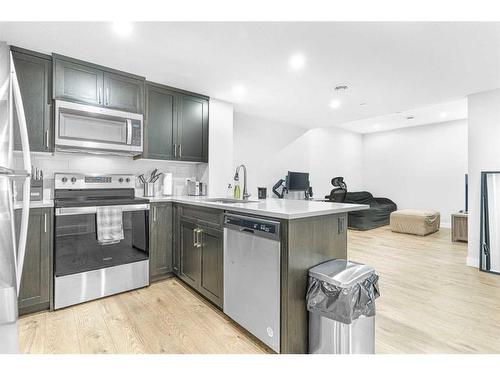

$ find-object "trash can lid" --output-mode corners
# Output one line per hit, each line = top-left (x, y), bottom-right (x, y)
(308, 259), (375, 288)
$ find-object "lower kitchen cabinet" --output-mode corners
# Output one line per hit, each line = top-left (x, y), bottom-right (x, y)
(15, 207), (53, 315)
(178, 215), (223, 308)
(179, 218), (201, 289)
(198, 225), (223, 307)
(149, 202), (173, 282)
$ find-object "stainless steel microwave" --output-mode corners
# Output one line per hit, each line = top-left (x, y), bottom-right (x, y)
(54, 100), (143, 156)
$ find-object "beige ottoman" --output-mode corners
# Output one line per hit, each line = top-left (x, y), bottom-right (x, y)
(390, 209), (440, 236)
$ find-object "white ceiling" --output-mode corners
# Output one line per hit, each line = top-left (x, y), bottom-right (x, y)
(0, 22), (499, 130)
(339, 98), (468, 134)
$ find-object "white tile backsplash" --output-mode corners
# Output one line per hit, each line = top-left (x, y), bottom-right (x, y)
(14, 151), (208, 199)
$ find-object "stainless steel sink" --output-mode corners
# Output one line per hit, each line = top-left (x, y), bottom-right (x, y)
(204, 198), (258, 204)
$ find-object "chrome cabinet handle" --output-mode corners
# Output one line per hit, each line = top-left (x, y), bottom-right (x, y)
(179, 144), (182, 159)
(44, 213), (47, 233)
(174, 143), (177, 158)
(45, 130), (49, 148)
(106, 88), (110, 106)
(197, 229), (202, 248)
(193, 228), (197, 246)
(153, 206), (157, 222)
(98, 88), (102, 104)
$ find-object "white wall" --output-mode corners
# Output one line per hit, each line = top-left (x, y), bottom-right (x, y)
(233, 113), (310, 198)
(14, 152), (206, 199)
(233, 113), (364, 199)
(362, 120), (468, 227)
(307, 127), (364, 198)
(467, 89), (500, 267)
(206, 99), (234, 197)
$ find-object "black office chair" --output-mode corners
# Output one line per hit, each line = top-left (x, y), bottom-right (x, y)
(325, 177), (347, 202)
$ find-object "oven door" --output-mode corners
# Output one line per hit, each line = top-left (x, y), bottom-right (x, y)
(54, 203), (150, 309)
(54, 100), (143, 154)
(54, 204), (149, 278)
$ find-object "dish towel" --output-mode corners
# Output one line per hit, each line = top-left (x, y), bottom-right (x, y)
(96, 206), (124, 245)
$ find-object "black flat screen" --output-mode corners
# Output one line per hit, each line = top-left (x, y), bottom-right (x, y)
(286, 171), (309, 190)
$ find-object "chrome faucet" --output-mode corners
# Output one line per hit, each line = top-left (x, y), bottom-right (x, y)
(234, 164), (251, 200)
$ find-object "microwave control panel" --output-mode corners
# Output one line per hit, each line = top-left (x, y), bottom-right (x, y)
(131, 120), (142, 147)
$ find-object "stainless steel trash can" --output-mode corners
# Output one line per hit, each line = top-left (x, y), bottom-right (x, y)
(306, 259), (380, 354)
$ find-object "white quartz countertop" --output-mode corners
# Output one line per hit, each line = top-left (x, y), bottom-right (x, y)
(11, 196), (368, 219)
(14, 200), (54, 209)
(145, 196), (368, 220)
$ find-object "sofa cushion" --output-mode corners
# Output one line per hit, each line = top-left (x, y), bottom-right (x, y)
(345, 191), (374, 205)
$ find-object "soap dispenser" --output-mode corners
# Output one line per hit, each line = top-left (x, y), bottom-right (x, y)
(234, 180), (241, 199)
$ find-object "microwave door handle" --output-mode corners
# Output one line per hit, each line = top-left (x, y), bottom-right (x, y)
(126, 119), (132, 145)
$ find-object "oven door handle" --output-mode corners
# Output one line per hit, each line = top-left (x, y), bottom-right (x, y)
(55, 204), (150, 216)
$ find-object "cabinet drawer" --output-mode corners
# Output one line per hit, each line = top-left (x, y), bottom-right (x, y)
(179, 204), (223, 228)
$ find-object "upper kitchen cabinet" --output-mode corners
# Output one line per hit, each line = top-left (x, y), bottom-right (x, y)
(142, 82), (209, 162)
(53, 54), (145, 113)
(103, 72), (144, 113)
(11, 47), (53, 152)
(144, 82), (177, 160)
(53, 58), (103, 106)
(177, 94), (209, 162)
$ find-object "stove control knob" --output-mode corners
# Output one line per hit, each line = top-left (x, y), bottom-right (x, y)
(61, 177), (67, 183)
(71, 177), (77, 183)
(125, 177), (130, 183)
(119, 178), (124, 183)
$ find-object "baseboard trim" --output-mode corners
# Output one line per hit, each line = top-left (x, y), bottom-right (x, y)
(441, 222), (451, 229)
(466, 256), (479, 268)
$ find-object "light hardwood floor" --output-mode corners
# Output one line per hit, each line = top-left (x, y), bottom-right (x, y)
(19, 277), (271, 354)
(19, 226), (500, 354)
(349, 226), (500, 354)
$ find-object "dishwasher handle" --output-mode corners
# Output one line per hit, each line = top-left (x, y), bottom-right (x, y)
(240, 228), (255, 234)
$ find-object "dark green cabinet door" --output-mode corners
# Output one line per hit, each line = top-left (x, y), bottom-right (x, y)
(149, 203), (173, 281)
(103, 72), (144, 113)
(199, 225), (223, 308)
(144, 83), (176, 159)
(179, 219), (201, 289)
(15, 208), (52, 315)
(172, 204), (181, 275)
(12, 51), (52, 152)
(177, 95), (209, 162)
(54, 58), (103, 105)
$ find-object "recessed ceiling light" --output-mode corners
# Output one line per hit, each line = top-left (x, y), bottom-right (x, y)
(373, 123), (381, 129)
(112, 21), (133, 37)
(232, 84), (246, 97)
(440, 112), (448, 118)
(329, 99), (341, 109)
(288, 53), (306, 71)
(406, 116), (415, 120)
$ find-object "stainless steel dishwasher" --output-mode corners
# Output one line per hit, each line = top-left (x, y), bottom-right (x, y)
(223, 213), (281, 353)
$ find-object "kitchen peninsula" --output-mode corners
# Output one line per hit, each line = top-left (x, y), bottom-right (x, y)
(146, 196), (368, 353)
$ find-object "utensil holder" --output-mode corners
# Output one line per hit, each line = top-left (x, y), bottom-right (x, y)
(144, 182), (155, 197)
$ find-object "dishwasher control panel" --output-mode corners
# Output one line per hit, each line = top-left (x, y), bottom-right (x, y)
(224, 214), (280, 237)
